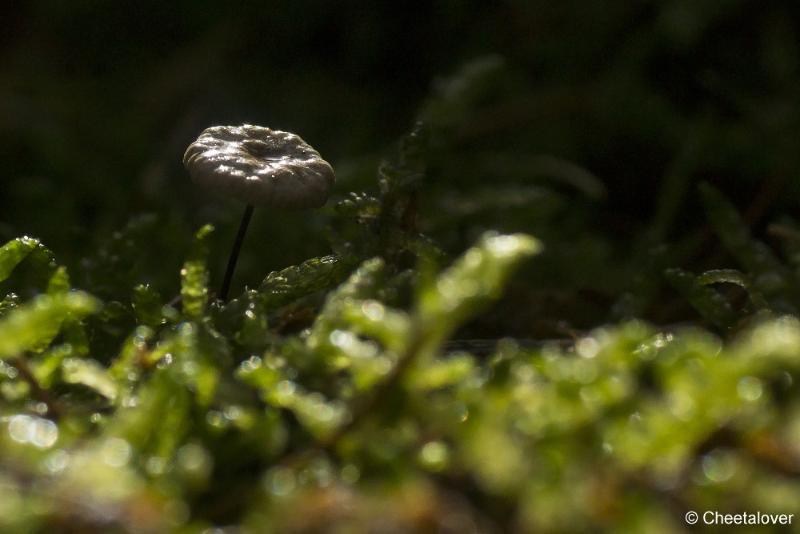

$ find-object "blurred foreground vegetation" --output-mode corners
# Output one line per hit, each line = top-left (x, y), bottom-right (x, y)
(3, 2), (800, 532)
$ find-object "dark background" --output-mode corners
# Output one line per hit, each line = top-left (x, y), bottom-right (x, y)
(2, 1), (799, 331)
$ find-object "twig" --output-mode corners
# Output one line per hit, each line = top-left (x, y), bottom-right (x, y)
(9, 357), (62, 419)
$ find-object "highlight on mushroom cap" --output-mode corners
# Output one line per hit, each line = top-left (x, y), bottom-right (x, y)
(183, 124), (335, 209)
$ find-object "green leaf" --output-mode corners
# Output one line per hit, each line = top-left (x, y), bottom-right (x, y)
(46, 266), (71, 295)
(416, 232), (541, 342)
(109, 325), (154, 385)
(45, 266), (91, 356)
(0, 293), (20, 318)
(407, 353), (476, 391)
(181, 224), (214, 319)
(62, 357), (118, 401)
(699, 183), (793, 300)
(306, 258), (388, 356)
(150, 322), (226, 407)
(31, 343), (76, 388)
(379, 121), (429, 198)
(237, 355), (346, 439)
(132, 284), (164, 327)
(0, 237), (44, 282)
(257, 254), (354, 310)
(697, 268), (769, 310)
(696, 268), (751, 288)
(104, 365), (191, 458)
(0, 291), (100, 358)
(334, 192), (381, 220)
(665, 268), (737, 329)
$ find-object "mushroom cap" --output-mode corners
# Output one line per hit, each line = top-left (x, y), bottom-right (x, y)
(183, 125), (335, 209)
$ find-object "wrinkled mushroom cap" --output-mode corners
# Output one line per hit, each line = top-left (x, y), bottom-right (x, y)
(183, 125), (335, 209)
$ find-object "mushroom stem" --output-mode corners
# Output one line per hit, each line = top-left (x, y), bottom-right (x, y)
(219, 204), (254, 301)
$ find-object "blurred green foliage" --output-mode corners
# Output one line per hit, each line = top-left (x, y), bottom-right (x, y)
(2, 1), (800, 532)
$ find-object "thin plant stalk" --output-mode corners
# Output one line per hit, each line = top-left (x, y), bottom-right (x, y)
(219, 204), (254, 301)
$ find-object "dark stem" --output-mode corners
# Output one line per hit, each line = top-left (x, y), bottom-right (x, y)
(219, 204), (254, 301)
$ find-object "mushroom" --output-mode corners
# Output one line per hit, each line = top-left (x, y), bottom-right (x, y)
(183, 124), (335, 300)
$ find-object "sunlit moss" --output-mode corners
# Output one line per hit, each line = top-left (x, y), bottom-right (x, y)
(2, 76), (800, 532)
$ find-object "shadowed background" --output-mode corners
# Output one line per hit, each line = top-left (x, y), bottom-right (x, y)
(2, 0), (799, 331)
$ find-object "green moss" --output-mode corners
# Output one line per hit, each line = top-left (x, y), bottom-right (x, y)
(3, 55), (800, 533)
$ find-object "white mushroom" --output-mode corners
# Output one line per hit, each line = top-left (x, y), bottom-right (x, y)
(183, 124), (335, 210)
(183, 124), (336, 300)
